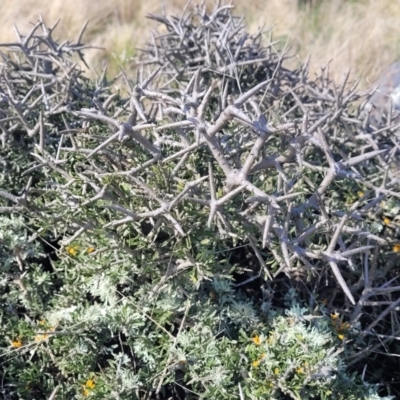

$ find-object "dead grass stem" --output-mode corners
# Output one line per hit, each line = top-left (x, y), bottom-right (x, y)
(1, 0), (400, 88)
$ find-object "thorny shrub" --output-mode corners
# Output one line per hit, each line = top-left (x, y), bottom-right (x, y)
(0, 3), (400, 399)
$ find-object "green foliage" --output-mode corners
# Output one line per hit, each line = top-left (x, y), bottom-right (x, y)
(0, 3), (399, 400)
(0, 230), (392, 400)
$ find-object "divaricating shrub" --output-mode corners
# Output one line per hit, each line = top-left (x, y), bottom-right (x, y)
(0, 4), (399, 399)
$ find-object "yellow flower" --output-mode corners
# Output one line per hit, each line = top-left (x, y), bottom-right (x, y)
(35, 323), (56, 342)
(274, 367), (280, 375)
(296, 366), (304, 374)
(338, 334), (345, 340)
(11, 339), (22, 348)
(82, 379), (95, 396)
(252, 335), (261, 345)
(393, 244), (400, 253)
(252, 353), (265, 368)
(330, 312), (339, 320)
(383, 217), (391, 226)
(357, 191), (365, 197)
(35, 334), (49, 342)
(85, 379), (95, 389)
(86, 247), (95, 254)
(66, 245), (78, 256)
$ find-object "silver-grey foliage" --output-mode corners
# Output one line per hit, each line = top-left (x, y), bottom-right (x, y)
(0, 5), (400, 397)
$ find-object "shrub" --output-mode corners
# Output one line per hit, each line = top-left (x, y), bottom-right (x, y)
(0, 3), (399, 399)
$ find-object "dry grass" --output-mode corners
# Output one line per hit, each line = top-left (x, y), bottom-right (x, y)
(1, 0), (400, 88)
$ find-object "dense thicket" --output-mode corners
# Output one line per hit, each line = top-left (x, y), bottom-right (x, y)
(0, 5), (399, 399)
